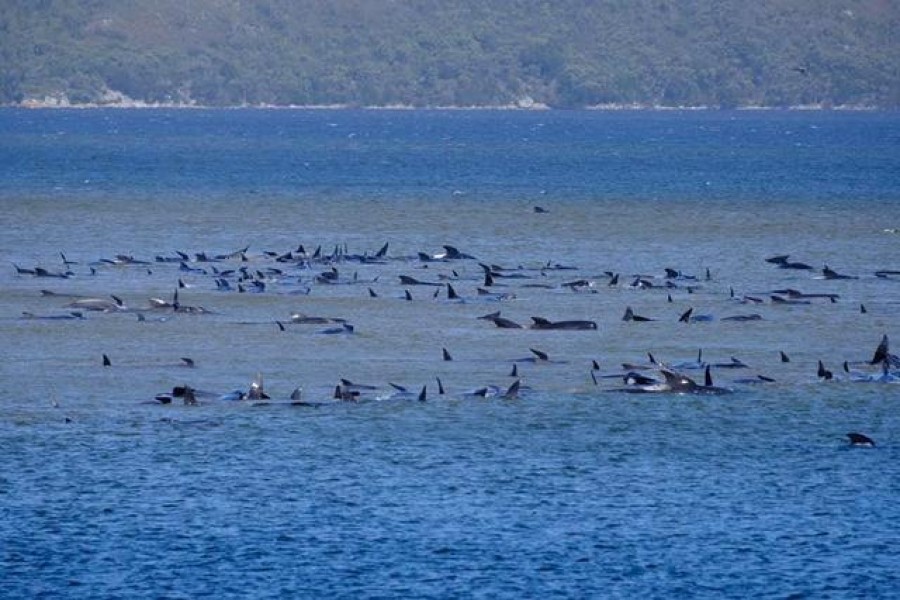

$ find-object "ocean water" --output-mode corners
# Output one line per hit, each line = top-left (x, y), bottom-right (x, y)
(1, 108), (899, 598)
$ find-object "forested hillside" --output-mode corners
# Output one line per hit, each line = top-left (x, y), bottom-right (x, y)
(2, 0), (897, 108)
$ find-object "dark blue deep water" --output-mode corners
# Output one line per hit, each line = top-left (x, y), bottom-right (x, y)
(1, 108), (899, 598)
(2, 109), (897, 203)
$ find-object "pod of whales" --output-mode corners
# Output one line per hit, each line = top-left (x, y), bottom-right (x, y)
(14, 241), (898, 430)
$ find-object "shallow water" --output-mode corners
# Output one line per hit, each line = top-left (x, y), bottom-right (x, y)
(1, 108), (899, 598)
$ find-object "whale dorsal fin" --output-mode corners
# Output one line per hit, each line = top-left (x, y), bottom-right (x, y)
(503, 379), (521, 399)
(871, 334), (889, 365)
(530, 348), (549, 361)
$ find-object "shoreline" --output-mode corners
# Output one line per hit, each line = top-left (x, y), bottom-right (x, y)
(7, 104), (885, 112)
(8, 98), (886, 112)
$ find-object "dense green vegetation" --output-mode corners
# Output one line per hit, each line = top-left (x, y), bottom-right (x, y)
(2, 0), (897, 108)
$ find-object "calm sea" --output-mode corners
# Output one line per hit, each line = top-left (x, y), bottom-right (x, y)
(1, 108), (899, 598)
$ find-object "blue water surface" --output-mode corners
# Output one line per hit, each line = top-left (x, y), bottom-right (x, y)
(1, 108), (897, 202)
(1, 108), (899, 599)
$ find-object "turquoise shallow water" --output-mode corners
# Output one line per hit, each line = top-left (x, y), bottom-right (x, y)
(1, 108), (899, 598)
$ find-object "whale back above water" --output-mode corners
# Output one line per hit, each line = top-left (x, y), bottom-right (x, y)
(847, 432), (875, 447)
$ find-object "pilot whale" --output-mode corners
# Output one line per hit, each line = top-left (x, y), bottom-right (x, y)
(399, 275), (444, 287)
(847, 432), (875, 447)
(290, 313), (347, 325)
(623, 307), (655, 322)
(21, 311), (85, 320)
(766, 255), (813, 270)
(869, 334), (899, 367)
(381, 383), (427, 402)
(615, 367), (731, 395)
(478, 311), (523, 329)
(821, 265), (857, 280)
(66, 295), (127, 312)
(529, 316), (598, 330)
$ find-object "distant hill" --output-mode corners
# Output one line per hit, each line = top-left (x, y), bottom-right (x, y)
(2, 0), (898, 108)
